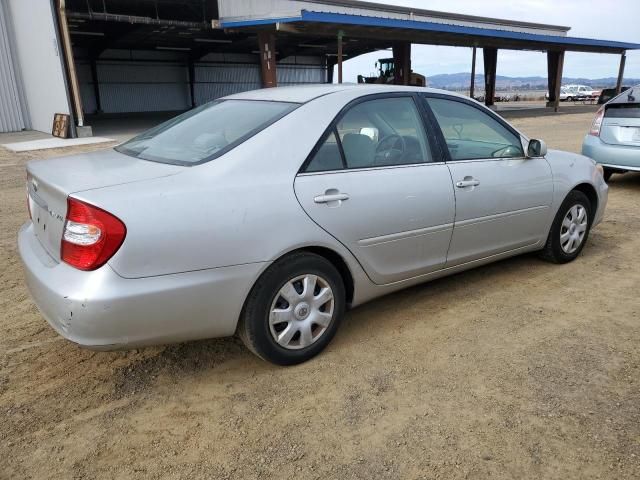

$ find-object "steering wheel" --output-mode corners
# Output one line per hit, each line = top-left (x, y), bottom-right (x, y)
(374, 134), (406, 165)
(491, 145), (522, 158)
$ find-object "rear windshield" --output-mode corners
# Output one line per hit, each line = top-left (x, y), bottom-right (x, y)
(605, 105), (640, 118)
(605, 86), (640, 118)
(115, 100), (298, 165)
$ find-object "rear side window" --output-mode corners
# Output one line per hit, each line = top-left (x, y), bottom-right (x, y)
(306, 131), (344, 172)
(337, 97), (432, 168)
(427, 97), (524, 161)
(303, 96), (433, 173)
(115, 100), (297, 165)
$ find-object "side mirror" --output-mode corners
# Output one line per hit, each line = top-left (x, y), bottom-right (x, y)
(527, 139), (547, 157)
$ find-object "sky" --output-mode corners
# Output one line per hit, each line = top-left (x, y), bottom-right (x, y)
(339, 0), (640, 82)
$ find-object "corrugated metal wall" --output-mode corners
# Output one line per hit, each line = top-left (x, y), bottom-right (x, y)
(194, 53), (261, 104)
(99, 61), (191, 113)
(77, 50), (192, 114)
(75, 61), (97, 114)
(0, 0), (27, 133)
(76, 50), (326, 114)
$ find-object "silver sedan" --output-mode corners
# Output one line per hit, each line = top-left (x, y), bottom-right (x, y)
(19, 85), (608, 365)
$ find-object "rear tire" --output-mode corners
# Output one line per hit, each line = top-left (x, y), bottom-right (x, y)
(238, 252), (345, 365)
(602, 168), (616, 182)
(540, 190), (592, 264)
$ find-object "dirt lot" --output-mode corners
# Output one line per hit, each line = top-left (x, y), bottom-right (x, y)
(1, 112), (639, 479)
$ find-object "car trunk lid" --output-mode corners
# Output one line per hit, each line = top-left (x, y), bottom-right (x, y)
(26, 149), (183, 262)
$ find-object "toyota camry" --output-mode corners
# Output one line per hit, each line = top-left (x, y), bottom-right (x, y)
(19, 85), (608, 365)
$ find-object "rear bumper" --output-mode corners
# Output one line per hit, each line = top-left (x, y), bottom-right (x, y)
(18, 222), (266, 349)
(582, 135), (640, 171)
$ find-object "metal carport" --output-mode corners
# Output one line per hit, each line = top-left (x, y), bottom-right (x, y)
(218, 1), (640, 112)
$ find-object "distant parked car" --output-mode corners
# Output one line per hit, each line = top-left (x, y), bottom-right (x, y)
(582, 85), (640, 181)
(598, 86), (630, 104)
(545, 86), (572, 102)
(19, 85), (608, 365)
(549, 85), (599, 102)
(571, 85), (600, 102)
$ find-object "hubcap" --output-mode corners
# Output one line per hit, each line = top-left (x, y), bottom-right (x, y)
(269, 274), (335, 350)
(560, 204), (588, 254)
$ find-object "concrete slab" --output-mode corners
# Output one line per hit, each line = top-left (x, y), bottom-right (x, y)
(2, 136), (115, 152)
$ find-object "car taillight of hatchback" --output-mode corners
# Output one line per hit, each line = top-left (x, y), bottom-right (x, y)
(589, 107), (605, 136)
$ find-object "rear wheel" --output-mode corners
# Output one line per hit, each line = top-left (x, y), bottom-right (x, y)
(603, 168), (614, 182)
(238, 252), (345, 365)
(540, 190), (592, 264)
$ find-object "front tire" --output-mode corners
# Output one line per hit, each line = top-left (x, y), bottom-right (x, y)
(540, 190), (592, 264)
(238, 252), (346, 365)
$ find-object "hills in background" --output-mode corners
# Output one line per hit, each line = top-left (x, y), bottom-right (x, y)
(426, 72), (640, 91)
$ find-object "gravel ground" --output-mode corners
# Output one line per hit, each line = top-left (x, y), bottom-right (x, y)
(1, 113), (639, 479)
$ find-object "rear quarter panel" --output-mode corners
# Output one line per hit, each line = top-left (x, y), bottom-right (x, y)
(75, 91), (373, 293)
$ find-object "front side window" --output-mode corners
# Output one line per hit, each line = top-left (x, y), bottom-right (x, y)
(427, 97), (524, 161)
(336, 97), (432, 169)
(116, 100), (297, 165)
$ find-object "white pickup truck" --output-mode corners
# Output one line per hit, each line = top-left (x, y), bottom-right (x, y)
(546, 85), (601, 102)
(565, 85), (600, 102)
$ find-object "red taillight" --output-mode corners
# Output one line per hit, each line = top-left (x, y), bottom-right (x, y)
(589, 107), (605, 136)
(61, 197), (126, 271)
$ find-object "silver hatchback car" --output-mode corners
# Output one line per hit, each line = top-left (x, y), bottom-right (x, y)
(19, 85), (608, 365)
(582, 84), (640, 180)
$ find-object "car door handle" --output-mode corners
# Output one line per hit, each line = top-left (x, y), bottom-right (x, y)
(314, 193), (350, 204)
(456, 179), (480, 188)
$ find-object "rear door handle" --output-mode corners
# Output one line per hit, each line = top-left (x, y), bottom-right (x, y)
(314, 193), (350, 204)
(456, 179), (480, 188)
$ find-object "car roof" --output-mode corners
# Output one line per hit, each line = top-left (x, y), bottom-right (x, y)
(223, 83), (463, 104)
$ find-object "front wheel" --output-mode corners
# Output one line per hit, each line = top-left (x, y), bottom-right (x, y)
(238, 252), (346, 365)
(540, 190), (592, 264)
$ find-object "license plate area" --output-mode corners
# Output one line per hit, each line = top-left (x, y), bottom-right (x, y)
(29, 194), (51, 248)
(632, 128), (640, 142)
(28, 185), (64, 261)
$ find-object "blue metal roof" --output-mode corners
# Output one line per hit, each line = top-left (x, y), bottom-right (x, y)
(221, 10), (640, 52)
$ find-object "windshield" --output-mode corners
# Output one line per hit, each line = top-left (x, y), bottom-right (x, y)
(115, 100), (298, 165)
